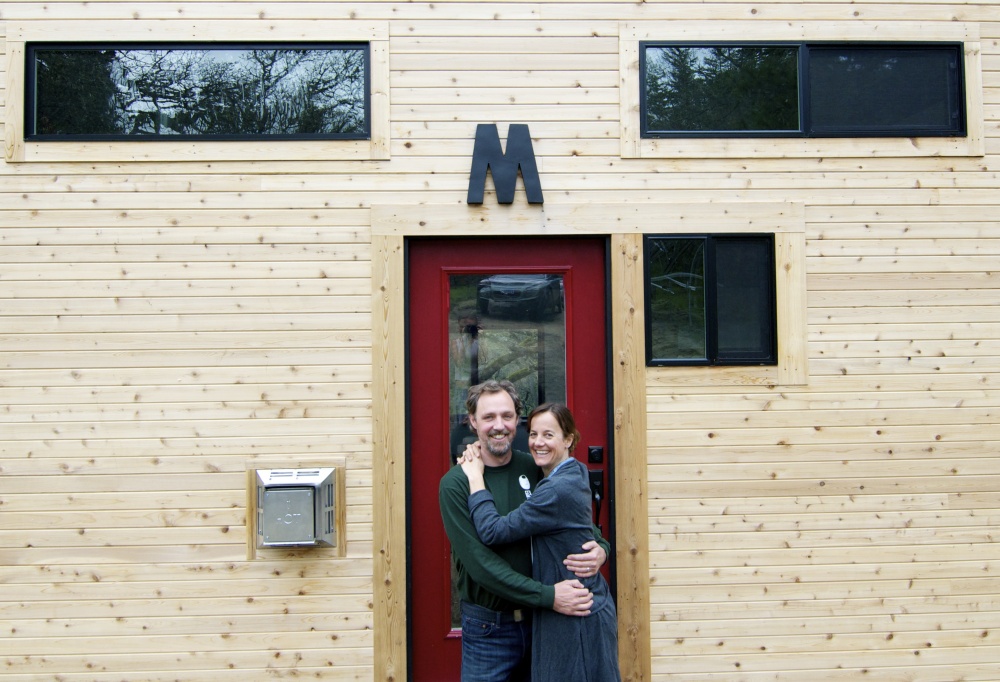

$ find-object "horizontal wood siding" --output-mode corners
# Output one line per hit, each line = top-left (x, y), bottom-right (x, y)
(2, 2), (999, 680)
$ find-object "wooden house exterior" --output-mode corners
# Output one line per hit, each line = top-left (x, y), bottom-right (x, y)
(1, 1), (998, 680)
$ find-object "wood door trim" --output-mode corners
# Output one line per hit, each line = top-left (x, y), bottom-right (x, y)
(611, 233), (652, 681)
(372, 234), (407, 682)
(372, 207), (653, 682)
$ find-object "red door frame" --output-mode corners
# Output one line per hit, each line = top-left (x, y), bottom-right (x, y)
(406, 237), (612, 681)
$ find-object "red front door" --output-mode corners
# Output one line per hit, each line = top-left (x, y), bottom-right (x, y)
(407, 237), (612, 681)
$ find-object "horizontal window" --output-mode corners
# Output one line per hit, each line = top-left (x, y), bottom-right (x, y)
(641, 42), (965, 138)
(644, 235), (777, 366)
(27, 43), (370, 140)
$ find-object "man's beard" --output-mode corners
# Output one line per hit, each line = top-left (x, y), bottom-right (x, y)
(483, 429), (512, 457)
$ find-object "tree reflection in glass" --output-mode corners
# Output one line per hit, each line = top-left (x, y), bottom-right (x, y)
(30, 44), (368, 138)
(644, 45), (799, 133)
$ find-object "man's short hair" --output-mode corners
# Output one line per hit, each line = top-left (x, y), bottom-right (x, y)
(465, 379), (524, 418)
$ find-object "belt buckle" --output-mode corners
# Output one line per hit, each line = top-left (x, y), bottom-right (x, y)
(513, 609), (524, 622)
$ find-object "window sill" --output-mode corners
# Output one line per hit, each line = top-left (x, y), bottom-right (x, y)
(648, 364), (786, 388)
(627, 135), (983, 160)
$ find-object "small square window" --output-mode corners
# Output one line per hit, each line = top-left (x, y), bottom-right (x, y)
(644, 234), (776, 366)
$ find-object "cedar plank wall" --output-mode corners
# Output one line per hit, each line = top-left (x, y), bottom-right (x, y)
(1, 2), (999, 681)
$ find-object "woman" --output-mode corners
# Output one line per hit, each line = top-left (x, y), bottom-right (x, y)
(460, 402), (621, 682)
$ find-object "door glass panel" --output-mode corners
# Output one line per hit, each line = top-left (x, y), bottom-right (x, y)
(447, 272), (566, 627)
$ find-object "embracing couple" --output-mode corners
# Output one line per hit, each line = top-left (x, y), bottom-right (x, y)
(439, 379), (621, 682)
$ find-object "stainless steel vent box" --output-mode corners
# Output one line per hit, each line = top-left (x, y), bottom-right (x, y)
(255, 468), (337, 548)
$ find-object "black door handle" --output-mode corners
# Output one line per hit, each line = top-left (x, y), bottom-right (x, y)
(588, 469), (604, 533)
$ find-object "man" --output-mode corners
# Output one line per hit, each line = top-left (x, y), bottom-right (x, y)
(439, 379), (609, 681)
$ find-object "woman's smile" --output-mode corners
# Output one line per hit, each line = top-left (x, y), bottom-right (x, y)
(528, 411), (574, 475)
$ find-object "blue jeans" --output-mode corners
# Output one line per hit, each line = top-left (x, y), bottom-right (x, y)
(460, 601), (532, 682)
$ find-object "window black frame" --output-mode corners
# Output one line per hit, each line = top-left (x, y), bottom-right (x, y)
(25, 41), (371, 141)
(644, 234), (778, 367)
(640, 41), (966, 139)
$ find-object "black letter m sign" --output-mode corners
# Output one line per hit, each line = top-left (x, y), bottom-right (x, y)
(467, 124), (543, 205)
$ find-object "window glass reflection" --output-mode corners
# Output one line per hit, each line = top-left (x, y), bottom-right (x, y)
(30, 44), (368, 138)
(644, 45), (799, 133)
(448, 274), (567, 454)
(646, 239), (707, 360)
